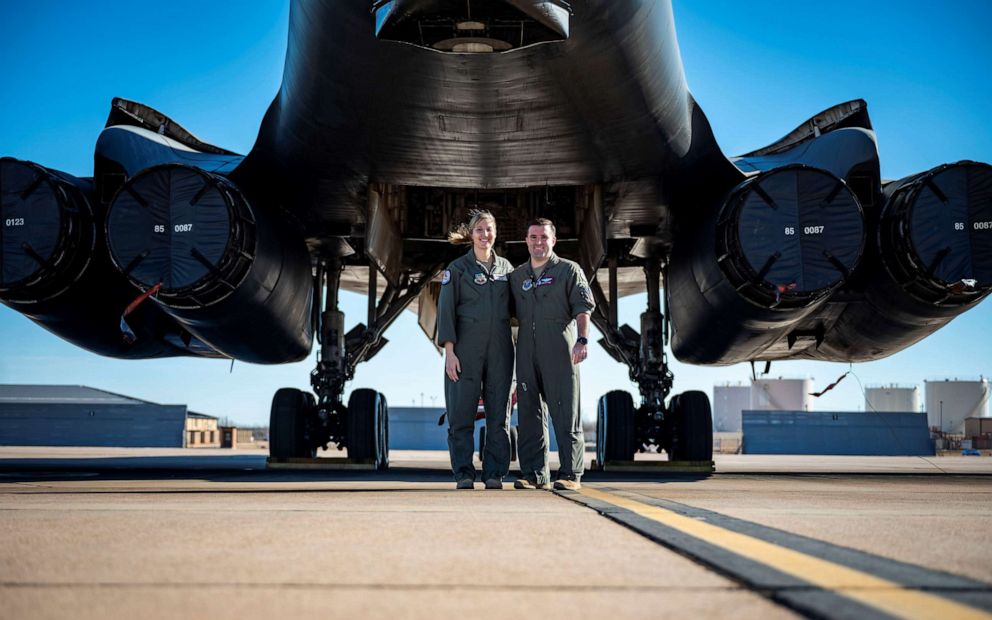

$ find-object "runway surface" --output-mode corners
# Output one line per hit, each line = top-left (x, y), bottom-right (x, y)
(1, 448), (990, 619)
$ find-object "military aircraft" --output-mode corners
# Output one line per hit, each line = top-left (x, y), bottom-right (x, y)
(2, 0), (989, 468)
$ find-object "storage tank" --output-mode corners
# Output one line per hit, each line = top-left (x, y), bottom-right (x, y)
(713, 383), (750, 432)
(865, 385), (920, 413)
(925, 378), (990, 433)
(751, 378), (815, 412)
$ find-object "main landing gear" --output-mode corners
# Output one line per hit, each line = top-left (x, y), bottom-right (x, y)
(268, 257), (438, 469)
(590, 257), (713, 466)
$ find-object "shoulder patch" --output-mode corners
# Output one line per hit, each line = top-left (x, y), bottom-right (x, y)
(441, 270), (451, 285)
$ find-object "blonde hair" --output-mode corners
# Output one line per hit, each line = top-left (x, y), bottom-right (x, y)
(448, 209), (496, 245)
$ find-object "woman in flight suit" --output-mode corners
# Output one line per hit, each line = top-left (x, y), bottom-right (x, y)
(437, 210), (514, 490)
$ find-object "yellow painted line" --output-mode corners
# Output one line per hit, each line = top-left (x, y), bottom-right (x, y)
(579, 487), (991, 620)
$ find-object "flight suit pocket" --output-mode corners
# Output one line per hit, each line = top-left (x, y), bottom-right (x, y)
(459, 280), (482, 301)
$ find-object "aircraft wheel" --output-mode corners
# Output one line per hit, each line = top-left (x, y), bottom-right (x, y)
(509, 426), (519, 462)
(378, 392), (389, 470)
(597, 390), (636, 467)
(269, 388), (315, 458)
(347, 388), (385, 468)
(670, 391), (713, 462)
(478, 425), (487, 463)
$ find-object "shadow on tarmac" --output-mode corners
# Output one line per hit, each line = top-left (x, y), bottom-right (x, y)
(0, 454), (710, 486)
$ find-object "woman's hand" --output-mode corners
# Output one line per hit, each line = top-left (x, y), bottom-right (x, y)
(445, 350), (462, 381)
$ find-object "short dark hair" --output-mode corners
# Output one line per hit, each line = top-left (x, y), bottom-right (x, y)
(526, 218), (556, 236)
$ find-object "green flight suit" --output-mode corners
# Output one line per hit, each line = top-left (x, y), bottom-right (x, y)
(510, 253), (595, 484)
(437, 249), (514, 482)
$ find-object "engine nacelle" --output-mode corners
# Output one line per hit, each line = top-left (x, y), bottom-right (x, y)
(1, 158), (93, 303)
(879, 161), (991, 303)
(668, 165), (866, 365)
(106, 164), (314, 363)
(806, 161), (992, 361)
(0, 157), (215, 359)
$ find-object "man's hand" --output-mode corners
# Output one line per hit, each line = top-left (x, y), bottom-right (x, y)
(572, 313), (591, 366)
(571, 342), (588, 365)
(445, 350), (462, 381)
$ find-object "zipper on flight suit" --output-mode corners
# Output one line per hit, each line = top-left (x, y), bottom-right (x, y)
(477, 256), (496, 338)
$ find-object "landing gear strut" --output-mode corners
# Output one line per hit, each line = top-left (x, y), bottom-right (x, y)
(591, 256), (712, 465)
(269, 256), (440, 468)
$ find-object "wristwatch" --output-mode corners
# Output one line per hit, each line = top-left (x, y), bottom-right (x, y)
(576, 336), (588, 345)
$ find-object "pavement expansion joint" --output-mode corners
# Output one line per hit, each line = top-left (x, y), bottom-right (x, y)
(0, 581), (747, 593)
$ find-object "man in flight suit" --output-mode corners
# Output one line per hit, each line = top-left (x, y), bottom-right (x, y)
(510, 218), (595, 490)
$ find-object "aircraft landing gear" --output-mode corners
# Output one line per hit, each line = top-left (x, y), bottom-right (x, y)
(591, 257), (713, 466)
(269, 388), (317, 459)
(346, 388), (389, 470)
(268, 257), (440, 469)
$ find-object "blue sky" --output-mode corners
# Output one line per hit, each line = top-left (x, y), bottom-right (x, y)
(1, 1), (989, 425)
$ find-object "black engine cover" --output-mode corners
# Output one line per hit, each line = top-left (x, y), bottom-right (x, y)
(668, 165), (865, 365)
(0, 158), (217, 359)
(106, 164), (314, 364)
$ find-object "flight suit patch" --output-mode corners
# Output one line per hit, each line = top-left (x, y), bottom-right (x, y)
(536, 275), (554, 286)
(474, 273), (487, 285)
(579, 284), (592, 303)
(522, 279), (534, 291)
(441, 270), (451, 285)
(492, 273), (508, 281)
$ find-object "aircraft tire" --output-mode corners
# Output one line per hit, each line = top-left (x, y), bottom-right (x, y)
(597, 391), (636, 466)
(478, 425), (487, 463)
(378, 392), (389, 470)
(509, 426), (518, 463)
(347, 388), (382, 466)
(671, 391), (713, 462)
(269, 388), (315, 459)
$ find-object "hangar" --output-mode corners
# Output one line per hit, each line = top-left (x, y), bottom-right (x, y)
(0, 385), (217, 448)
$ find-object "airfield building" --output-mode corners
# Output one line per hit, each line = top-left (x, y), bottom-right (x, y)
(0, 385), (220, 448)
(740, 379), (933, 455)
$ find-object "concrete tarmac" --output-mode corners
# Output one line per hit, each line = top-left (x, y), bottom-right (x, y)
(1, 448), (990, 619)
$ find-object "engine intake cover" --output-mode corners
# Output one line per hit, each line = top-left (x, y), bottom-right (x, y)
(717, 165), (865, 309)
(106, 164), (254, 308)
(881, 161), (992, 304)
(0, 158), (94, 303)
(105, 163), (312, 363)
